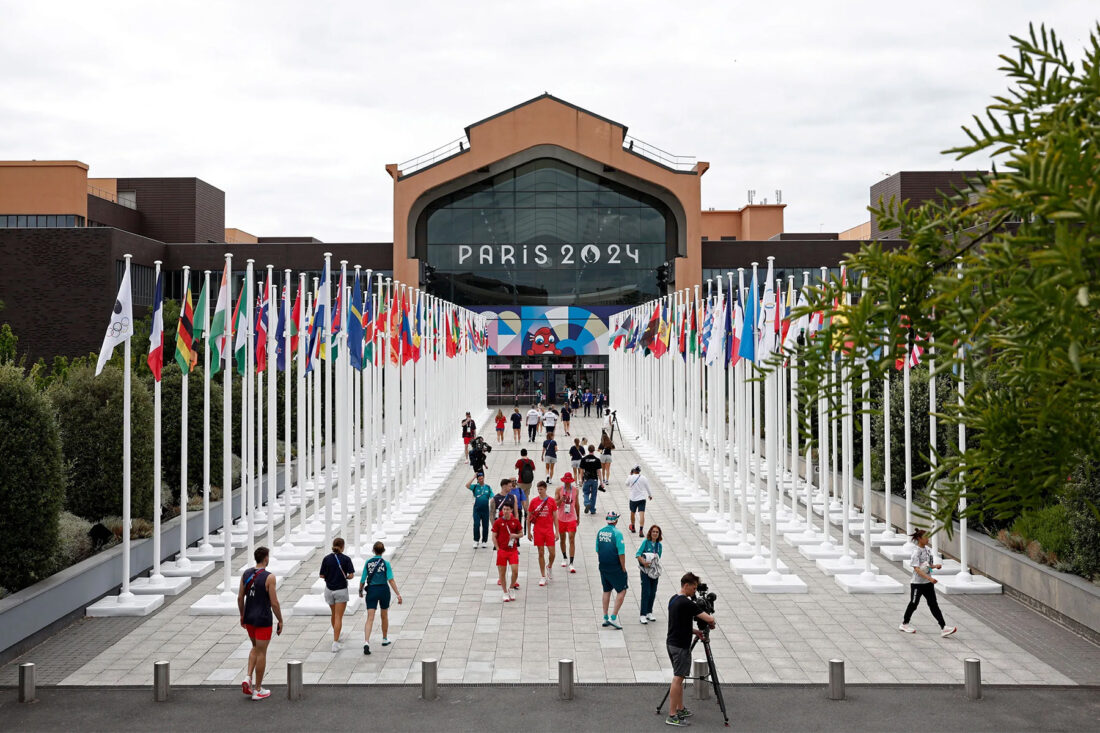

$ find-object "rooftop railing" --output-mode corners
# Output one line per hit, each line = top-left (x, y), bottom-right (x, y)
(622, 135), (696, 171)
(397, 137), (470, 176)
(88, 185), (137, 209)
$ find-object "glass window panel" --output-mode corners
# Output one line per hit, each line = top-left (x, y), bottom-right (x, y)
(638, 207), (665, 243)
(620, 209), (641, 242)
(595, 208), (619, 244)
(37, 216), (47, 226)
(597, 190), (622, 207)
(47, 215), (57, 227)
(427, 208), (452, 242)
(67, 215), (75, 227)
(450, 208), (474, 245)
(17, 215), (27, 226)
(515, 190), (537, 208)
(577, 169), (599, 191)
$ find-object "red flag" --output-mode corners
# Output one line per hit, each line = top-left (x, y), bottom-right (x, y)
(290, 286), (302, 353)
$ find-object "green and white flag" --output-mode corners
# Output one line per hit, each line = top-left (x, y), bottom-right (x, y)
(207, 263), (230, 376)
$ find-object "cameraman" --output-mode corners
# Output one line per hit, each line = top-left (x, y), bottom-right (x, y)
(469, 438), (489, 476)
(665, 572), (715, 727)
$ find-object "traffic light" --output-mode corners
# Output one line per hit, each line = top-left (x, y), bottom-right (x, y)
(421, 263), (437, 288)
(656, 261), (672, 290)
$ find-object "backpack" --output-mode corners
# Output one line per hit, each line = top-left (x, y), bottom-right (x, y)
(519, 460), (534, 484)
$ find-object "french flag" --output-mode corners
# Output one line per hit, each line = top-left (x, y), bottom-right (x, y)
(147, 270), (164, 382)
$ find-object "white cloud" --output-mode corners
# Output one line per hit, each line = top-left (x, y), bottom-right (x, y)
(1, 0), (1096, 241)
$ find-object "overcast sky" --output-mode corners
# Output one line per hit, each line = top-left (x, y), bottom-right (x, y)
(2, 1), (1096, 241)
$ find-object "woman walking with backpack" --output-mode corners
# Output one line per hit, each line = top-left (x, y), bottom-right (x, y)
(358, 541), (403, 655)
(636, 525), (663, 625)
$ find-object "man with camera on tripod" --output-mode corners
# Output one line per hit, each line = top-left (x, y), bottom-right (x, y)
(665, 572), (716, 727)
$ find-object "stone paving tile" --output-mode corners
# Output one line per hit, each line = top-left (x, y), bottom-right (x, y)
(2, 414), (1096, 686)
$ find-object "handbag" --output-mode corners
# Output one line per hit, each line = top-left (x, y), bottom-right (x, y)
(640, 541), (662, 579)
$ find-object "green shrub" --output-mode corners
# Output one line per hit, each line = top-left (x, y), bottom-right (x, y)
(870, 365), (953, 498)
(49, 362), (154, 522)
(0, 362), (65, 591)
(1063, 458), (1100, 580)
(1011, 504), (1071, 561)
(159, 365), (225, 508)
(54, 511), (94, 569)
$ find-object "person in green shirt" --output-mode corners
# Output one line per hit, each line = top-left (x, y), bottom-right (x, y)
(358, 542), (402, 656)
(467, 472), (493, 549)
(596, 511), (628, 629)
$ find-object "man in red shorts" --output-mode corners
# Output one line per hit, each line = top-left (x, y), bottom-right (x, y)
(528, 480), (559, 587)
(492, 504), (523, 602)
(237, 546), (284, 701)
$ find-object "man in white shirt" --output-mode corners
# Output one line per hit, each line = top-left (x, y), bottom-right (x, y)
(525, 406), (541, 443)
(626, 466), (653, 537)
(542, 407), (559, 435)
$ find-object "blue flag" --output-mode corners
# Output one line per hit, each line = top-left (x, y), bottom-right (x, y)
(348, 270), (365, 371)
(738, 273), (758, 364)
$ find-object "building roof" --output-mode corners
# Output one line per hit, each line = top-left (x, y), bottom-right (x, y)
(463, 93), (628, 138)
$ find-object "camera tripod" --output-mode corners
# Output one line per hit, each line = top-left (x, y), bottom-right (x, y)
(654, 626), (729, 727)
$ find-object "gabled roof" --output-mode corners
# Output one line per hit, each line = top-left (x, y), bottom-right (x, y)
(464, 93), (628, 138)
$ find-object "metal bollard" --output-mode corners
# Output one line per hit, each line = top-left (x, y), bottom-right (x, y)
(828, 659), (845, 700)
(18, 663), (36, 703)
(692, 659), (710, 700)
(558, 659), (575, 700)
(153, 661), (170, 702)
(964, 658), (982, 700)
(421, 659), (438, 701)
(287, 660), (303, 701)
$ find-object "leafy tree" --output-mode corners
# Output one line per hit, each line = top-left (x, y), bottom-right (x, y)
(0, 363), (65, 591)
(789, 25), (1100, 531)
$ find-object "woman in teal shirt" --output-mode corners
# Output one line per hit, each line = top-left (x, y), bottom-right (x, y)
(635, 525), (663, 625)
(358, 541), (403, 655)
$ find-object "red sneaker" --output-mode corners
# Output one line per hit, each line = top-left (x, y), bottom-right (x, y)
(512, 583), (520, 590)
(241, 679), (252, 696)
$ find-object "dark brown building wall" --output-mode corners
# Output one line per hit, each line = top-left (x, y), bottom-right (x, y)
(163, 242), (392, 274)
(87, 194), (143, 234)
(701, 239), (900, 270)
(0, 228), (166, 364)
(115, 178), (225, 243)
(870, 171), (984, 239)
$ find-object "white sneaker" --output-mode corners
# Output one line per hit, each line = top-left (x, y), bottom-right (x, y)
(640, 615), (648, 625)
(569, 564), (576, 574)
(508, 589), (517, 601)
(561, 559), (568, 567)
(331, 641), (342, 653)
(941, 626), (957, 637)
(647, 613), (657, 622)
(539, 577), (547, 587)
(481, 541), (488, 548)
(898, 623), (916, 634)
(547, 566), (553, 580)
(473, 542), (479, 549)
(251, 687), (271, 700)
(502, 593), (511, 603)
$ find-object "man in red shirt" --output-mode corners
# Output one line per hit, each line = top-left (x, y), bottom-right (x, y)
(492, 504), (523, 602)
(528, 481), (559, 587)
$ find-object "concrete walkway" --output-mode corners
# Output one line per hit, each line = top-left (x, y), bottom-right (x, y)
(2, 414), (1098, 688)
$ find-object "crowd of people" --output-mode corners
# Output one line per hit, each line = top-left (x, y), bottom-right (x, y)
(231, 403), (956, 725)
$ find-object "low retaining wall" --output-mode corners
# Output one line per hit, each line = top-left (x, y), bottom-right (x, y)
(853, 485), (1100, 638)
(0, 466), (290, 662)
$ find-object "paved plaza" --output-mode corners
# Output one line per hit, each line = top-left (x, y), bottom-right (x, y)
(3, 414), (1099, 691)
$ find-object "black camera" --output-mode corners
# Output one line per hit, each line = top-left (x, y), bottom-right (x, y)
(472, 436), (492, 453)
(693, 582), (717, 617)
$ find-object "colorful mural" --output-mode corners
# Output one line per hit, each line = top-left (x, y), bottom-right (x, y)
(475, 306), (617, 357)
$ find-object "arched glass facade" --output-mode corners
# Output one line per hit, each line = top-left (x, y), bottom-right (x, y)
(419, 158), (673, 306)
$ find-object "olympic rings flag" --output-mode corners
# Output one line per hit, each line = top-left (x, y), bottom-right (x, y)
(95, 259), (133, 375)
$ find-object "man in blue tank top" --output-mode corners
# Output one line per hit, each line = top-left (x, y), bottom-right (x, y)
(237, 546), (283, 701)
(596, 511), (628, 629)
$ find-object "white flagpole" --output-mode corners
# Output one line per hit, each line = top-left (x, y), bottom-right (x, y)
(221, 254), (235, 599)
(282, 269), (292, 545)
(362, 269), (374, 549)
(266, 265), (277, 553)
(200, 269), (212, 552)
(312, 278), (322, 532)
(150, 260), (164, 584)
(296, 275), (308, 537)
(324, 253), (334, 506)
(122, 255), (134, 599)
(338, 263), (350, 543)
(929, 330), (939, 561)
(245, 259), (255, 561)
(177, 265), (192, 570)
(861, 276), (875, 576)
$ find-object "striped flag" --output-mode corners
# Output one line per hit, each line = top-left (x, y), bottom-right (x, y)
(147, 270), (164, 382)
(175, 277), (196, 373)
(207, 263), (230, 376)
